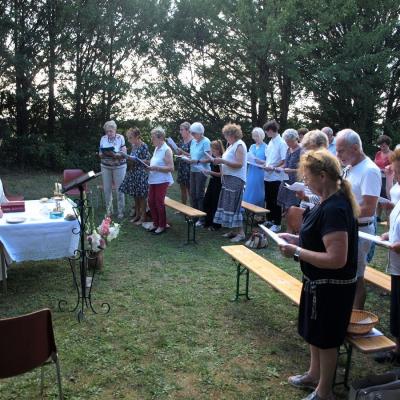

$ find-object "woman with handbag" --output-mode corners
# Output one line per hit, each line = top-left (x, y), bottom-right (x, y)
(278, 149), (359, 400)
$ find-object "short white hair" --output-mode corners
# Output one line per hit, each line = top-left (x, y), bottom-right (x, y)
(251, 127), (265, 141)
(321, 127), (333, 137)
(282, 128), (299, 142)
(151, 126), (166, 139)
(336, 129), (362, 149)
(103, 120), (117, 131)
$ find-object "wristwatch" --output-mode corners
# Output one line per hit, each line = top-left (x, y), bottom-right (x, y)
(293, 246), (301, 262)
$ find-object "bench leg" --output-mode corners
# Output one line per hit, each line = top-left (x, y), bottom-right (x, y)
(232, 262), (251, 301)
(333, 343), (352, 389)
(185, 217), (197, 244)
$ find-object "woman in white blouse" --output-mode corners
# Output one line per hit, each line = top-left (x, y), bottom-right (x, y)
(147, 127), (174, 235)
(99, 120), (127, 218)
(213, 123), (247, 242)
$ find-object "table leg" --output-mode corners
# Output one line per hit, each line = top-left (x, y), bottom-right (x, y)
(0, 242), (7, 294)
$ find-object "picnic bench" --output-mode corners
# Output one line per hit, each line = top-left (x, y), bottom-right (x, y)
(221, 245), (396, 388)
(241, 201), (270, 234)
(164, 197), (206, 244)
(365, 266), (391, 292)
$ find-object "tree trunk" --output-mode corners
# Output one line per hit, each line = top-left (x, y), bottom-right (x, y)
(47, 0), (56, 137)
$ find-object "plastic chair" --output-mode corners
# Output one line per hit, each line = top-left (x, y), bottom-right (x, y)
(0, 309), (63, 399)
(63, 169), (87, 196)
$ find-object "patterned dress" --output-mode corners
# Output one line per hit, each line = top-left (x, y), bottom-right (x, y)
(177, 139), (192, 186)
(119, 143), (150, 197)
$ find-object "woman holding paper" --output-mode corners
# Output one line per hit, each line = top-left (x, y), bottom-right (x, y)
(243, 127), (266, 207)
(147, 127), (174, 235)
(175, 122), (193, 206)
(278, 149), (358, 400)
(99, 120), (127, 218)
(375, 148), (400, 364)
(277, 129), (301, 211)
(119, 127), (151, 224)
(213, 124), (247, 242)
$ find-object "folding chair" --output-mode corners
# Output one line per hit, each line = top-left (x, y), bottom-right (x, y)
(0, 309), (63, 399)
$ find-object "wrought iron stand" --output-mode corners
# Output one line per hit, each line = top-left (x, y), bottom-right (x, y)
(58, 185), (110, 322)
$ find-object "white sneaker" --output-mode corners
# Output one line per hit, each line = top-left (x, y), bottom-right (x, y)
(195, 221), (204, 227)
(142, 222), (155, 230)
(230, 233), (246, 243)
(270, 225), (281, 233)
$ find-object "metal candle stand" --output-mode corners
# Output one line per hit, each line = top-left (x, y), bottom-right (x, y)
(58, 184), (110, 322)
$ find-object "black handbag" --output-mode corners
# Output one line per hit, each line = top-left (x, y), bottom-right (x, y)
(349, 370), (400, 400)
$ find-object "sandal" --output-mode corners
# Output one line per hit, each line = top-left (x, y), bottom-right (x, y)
(222, 232), (236, 238)
(288, 373), (318, 391)
(302, 391), (336, 400)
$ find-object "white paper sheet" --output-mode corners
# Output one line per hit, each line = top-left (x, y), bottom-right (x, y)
(284, 182), (306, 192)
(259, 225), (288, 246)
(166, 137), (178, 151)
(247, 161), (264, 168)
(175, 155), (191, 162)
(378, 196), (392, 205)
(358, 231), (392, 249)
(132, 156), (149, 168)
(350, 327), (383, 339)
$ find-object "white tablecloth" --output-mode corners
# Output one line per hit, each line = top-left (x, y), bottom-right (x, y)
(0, 199), (80, 279)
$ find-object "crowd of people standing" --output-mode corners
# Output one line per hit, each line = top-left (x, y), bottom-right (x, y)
(97, 119), (400, 400)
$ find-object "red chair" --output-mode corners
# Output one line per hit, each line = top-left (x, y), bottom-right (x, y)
(63, 169), (88, 196)
(0, 309), (63, 399)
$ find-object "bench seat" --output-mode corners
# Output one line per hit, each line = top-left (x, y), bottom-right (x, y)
(241, 201), (269, 234)
(164, 197), (206, 243)
(365, 266), (391, 292)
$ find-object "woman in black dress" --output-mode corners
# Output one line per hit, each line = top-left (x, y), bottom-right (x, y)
(278, 149), (359, 400)
(203, 140), (224, 230)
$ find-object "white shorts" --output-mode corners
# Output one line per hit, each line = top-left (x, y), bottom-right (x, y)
(357, 223), (375, 278)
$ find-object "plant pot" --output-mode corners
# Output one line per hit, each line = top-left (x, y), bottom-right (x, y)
(87, 250), (104, 270)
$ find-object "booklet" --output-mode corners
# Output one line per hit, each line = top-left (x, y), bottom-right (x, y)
(259, 224), (288, 246)
(358, 231), (391, 249)
(247, 161), (264, 168)
(284, 182), (306, 192)
(204, 152), (214, 162)
(131, 156), (149, 168)
(175, 155), (191, 162)
(166, 137), (179, 151)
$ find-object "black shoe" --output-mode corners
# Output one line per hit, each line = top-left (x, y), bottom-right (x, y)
(374, 350), (400, 364)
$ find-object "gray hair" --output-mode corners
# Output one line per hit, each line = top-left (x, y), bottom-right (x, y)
(252, 127), (265, 141)
(103, 120), (117, 131)
(302, 130), (328, 150)
(336, 129), (362, 149)
(151, 126), (166, 139)
(180, 121), (191, 131)
(282, 128), (299, 142)
(321, 126), (333, 137)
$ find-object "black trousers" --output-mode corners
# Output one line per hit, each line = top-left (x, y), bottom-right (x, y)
(264, 180), (282, 225)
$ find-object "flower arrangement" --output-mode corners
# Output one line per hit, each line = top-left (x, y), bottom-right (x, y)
(87, 216), (120, 252)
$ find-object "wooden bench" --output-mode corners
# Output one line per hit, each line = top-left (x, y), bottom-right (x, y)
(164, 197), (206, 244)
(365, 266), (391, 292)
(241, 201), (270, 234)
(222, 245), (395, 388)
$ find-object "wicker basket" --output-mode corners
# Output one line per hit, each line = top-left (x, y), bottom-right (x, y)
(347, 309), (379, 335)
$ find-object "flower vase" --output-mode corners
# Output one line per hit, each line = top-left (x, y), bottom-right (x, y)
(88, 250), (104, 270)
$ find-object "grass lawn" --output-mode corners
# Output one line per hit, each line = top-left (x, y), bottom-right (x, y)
(0, 169), (393, 399)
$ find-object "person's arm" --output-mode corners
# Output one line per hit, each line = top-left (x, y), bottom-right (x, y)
(359, 195), (379, 218)
(279, 231), (348, 269)
(214, 145), (245, 169)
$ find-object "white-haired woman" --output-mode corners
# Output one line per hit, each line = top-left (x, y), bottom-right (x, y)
(277, 129), (302, 211)
(99, 120), (127, 218)
(147, 127), (174, 235)
(243, 127), (266, 207)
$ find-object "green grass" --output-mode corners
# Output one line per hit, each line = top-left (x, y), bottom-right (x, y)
(0, 169), (393, 399)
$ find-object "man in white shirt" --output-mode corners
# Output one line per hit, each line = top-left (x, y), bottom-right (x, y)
(322, 127), (336, 155)
(336, 129), (381, 309)
(262, 120), (288, 232)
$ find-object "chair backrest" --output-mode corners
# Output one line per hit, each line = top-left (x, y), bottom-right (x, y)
(63, 169), (87, 193)
(0, 309), (57, 378)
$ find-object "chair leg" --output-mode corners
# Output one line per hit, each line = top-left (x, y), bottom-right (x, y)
(55, 356), (64, 400)
(40, 366), (44, 397)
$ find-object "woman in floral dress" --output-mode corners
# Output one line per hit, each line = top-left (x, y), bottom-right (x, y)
(119, 127), (151, 224)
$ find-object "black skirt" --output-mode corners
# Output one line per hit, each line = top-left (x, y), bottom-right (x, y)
(298, 281), (356, 349)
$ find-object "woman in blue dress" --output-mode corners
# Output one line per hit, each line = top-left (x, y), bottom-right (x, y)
(243, 127), (267, 207)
